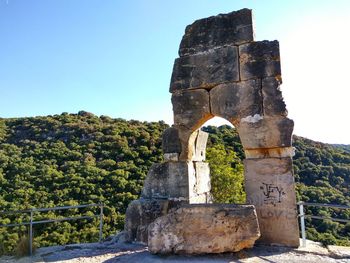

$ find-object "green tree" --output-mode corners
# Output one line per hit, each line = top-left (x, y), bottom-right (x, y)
(206, 144), (245, 203)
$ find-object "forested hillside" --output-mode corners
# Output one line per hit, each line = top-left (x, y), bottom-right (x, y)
(0, 112), (349, 254)
(333, 144), (350, 154)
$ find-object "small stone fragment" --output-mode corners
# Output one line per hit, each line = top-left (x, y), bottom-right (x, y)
(179, 8), (254, 56)
(170, 46), (239, 92)
(239, 40), (281, 81)
(148, 204), (260, 254)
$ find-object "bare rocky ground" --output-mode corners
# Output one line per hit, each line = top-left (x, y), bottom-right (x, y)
(0, 239), (349, 263)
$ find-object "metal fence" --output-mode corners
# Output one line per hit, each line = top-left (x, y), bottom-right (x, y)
(0, 203), (104, 256)
(298, 201), (350, 247)
(2, 201), (349, 255)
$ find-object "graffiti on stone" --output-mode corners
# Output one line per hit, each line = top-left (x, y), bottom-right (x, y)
(260, 183), (286, 206)
(259, 209), (297, 220)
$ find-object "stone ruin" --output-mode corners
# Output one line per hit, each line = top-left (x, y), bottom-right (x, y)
(124, 8), (300, 254)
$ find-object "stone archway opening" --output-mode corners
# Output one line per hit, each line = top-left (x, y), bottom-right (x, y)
(200, 117), (246, 204)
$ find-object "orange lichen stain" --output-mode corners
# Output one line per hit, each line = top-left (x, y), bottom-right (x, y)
(245, 147), (292, 158)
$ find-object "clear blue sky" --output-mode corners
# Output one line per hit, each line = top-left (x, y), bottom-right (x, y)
(0, 0), (349, 143)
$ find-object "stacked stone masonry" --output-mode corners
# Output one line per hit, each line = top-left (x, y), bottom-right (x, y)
(124, 8), (299, 251)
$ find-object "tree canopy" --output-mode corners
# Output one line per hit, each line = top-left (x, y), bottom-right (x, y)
(0, 112), (349, 254)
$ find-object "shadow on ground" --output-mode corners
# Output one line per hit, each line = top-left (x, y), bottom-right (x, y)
(102, 245), (294, 263)
(1, 239), (348, 263)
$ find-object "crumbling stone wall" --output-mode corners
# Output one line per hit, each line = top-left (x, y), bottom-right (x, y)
(125, 8), (299, 247)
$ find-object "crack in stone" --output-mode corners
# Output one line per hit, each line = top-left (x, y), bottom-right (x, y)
(208, 89), (212, 115)
(260, 78), (264, 116)
(237, 45), (242, 81)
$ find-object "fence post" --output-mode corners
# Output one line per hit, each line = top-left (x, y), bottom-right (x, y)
(29, 210), (33, 256)
(99, 203), (103, 242)
(299, 203), (306, 247)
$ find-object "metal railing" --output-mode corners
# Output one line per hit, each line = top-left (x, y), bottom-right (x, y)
(297, 201), (350, 247)
(0, 203), (104, 256)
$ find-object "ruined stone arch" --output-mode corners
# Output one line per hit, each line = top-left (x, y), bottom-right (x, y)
(125, 8), (300, 248)
(169, 81), (294, 160)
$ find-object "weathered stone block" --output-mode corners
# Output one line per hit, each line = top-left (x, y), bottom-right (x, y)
(244, 157), (299, 247)
(148, 204), (260, 254)
(162, 127), (181, 154)
(210, 79), (262, 122)
(262, 77), (287, 116)
(174, 127), (209, 162)
(124, 199), (183, 243)
(237, 116), (294, 149)
(191, 162), (211, 196)
(239, 40), (281, 81)
(141, 162), (194, 200)
(179, 9), (254, 56)
(175, 125), (198, 161)
(170, 46), (239, 92)
(172, 89), (212, 130)
(193, 130), (209, 161)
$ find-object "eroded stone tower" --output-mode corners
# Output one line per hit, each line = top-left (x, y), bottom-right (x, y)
(125, 8), (299, 248)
